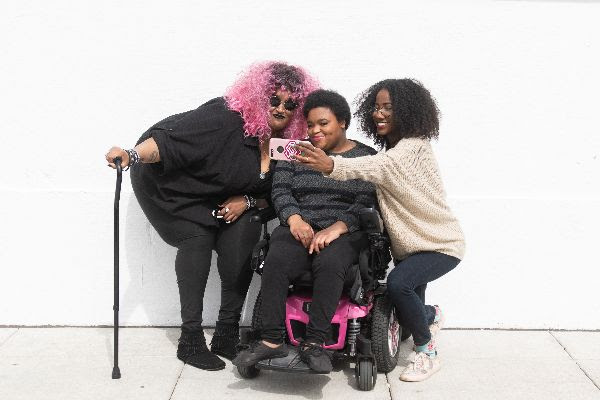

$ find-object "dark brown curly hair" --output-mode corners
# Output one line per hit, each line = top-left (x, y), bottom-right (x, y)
(354, 78), (440, 149)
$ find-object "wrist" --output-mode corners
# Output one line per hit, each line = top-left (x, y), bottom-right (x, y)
(287, 214), (302, 226)
(243, 194), (256, 210)
(124, 148), (140, 171)
(331, 221), (348, 235)
(326, 157), (334, 175)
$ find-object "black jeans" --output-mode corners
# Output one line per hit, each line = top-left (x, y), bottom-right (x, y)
(132, 178), (261, 334)
(259, 226), (368, 344)
(386, 251), (460, 346)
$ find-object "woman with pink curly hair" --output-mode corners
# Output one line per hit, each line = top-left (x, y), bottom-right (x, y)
(105, 61), (319, 372)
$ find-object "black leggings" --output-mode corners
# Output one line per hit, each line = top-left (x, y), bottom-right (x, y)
(259, 226), (367, 344)
(132, 179), (261, 334)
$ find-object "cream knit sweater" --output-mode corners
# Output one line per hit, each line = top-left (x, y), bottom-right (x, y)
(328, 137), (465, 261)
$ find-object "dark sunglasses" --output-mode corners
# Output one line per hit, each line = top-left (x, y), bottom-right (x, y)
(269, 95), (298, 111)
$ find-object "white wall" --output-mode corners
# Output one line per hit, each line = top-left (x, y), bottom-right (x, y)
(1, 0), (599, 329)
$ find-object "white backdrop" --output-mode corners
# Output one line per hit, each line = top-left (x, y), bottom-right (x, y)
(1, 0), (599, 329)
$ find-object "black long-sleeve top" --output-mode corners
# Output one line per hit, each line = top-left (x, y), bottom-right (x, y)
(272, 141), (378, 232)
(132, 97), (273, 228)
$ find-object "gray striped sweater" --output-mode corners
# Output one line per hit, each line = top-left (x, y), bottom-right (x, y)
(272, 141), (377, 232)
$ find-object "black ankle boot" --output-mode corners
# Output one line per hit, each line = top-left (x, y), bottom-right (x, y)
(209, 322), (240, 360)
(177, 331), (226, 371)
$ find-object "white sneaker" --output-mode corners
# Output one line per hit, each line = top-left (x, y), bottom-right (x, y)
(399, 351), (441, 382)
(429, 305), (444, 338)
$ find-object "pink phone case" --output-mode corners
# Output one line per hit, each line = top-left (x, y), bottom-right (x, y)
(269, 138), (311, 161)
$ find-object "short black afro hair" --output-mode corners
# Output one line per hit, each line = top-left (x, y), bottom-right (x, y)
(303, 89), (351, 130)
(354, 79), (440, 149)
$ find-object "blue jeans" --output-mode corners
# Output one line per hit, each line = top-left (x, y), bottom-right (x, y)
(386, 251), (460, 346)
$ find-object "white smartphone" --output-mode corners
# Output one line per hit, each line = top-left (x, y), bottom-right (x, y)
(269, 138), (311, 161)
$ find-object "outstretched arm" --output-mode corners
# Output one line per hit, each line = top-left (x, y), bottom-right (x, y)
(295, 142), (392, 186)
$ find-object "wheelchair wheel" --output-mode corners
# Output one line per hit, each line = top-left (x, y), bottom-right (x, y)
(237, 364), (260, 379)
(371, 293), (401, 373)
(355, 359), (377, 391)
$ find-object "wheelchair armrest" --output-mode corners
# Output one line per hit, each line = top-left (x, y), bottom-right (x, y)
(250, 207), (277, 224)
(358, 208), (392, 283)
(359, 207), (384, 234)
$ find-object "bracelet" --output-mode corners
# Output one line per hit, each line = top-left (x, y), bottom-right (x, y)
(259, 169), (270, 180)
(243, 194), (257, 210)
(124, 148), (140, 171)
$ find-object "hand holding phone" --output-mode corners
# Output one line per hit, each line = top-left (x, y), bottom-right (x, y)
(269, 138), (311, 161)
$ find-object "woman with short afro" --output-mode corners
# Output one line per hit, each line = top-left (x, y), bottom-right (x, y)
(105, 61), (319, 371)
(296, 78), (465, 382)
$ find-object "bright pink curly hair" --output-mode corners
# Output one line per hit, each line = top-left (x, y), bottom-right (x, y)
(224, 61), (320, 141)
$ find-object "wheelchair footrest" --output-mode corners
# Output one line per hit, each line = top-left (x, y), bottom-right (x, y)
(256, 347), (324, 374)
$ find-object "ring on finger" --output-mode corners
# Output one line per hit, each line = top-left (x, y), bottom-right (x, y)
(224, 207), (230, 213)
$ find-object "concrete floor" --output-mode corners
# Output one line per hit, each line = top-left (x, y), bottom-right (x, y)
(0, 328), (599, 400)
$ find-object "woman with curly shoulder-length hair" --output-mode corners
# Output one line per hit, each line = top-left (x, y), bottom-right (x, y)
(354, 78), (440, 149)
(296, 78), (465, 382)
(105, 61), (319, 371)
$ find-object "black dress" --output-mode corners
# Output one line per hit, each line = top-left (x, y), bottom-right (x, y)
(130, 97), (271, 332)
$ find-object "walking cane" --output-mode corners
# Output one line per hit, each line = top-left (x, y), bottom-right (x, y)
(112, 157), (122, 379)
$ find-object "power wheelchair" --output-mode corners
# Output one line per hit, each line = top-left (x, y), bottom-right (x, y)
(236, 207), (401, 391)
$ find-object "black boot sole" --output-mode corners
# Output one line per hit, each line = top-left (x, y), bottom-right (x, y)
(177, 355), (226, 371)
(186, 362), (226, 371)
(210, 348), (236, 361)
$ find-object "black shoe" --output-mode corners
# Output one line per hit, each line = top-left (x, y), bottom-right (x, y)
(177, 331), (226, 371)
(299, 342), (332, 373)
(210, 322), (240, 360)
(232, 341), (288, 367)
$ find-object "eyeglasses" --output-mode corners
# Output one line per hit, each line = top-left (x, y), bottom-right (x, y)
(371, 105), (393, 115)
(270, 94), (298, 111)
